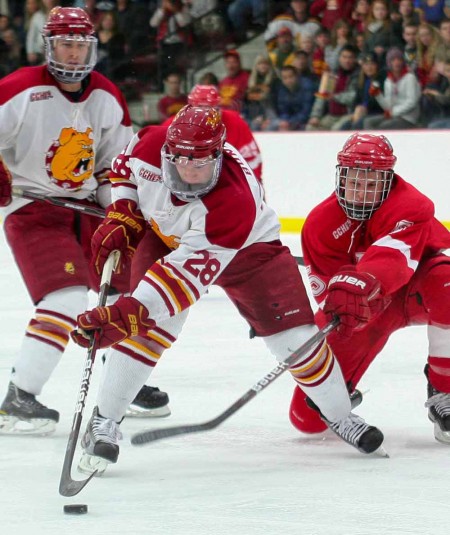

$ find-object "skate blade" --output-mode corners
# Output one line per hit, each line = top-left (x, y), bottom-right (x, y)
(0, 414), (56, 436)
(371, 445), (390, 458)
(125, 404), (171, 418)
(434, 423), (450, 445)
(77, 452), (109, 476)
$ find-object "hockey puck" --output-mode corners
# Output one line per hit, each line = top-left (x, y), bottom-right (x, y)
(63, 504), (88, 515)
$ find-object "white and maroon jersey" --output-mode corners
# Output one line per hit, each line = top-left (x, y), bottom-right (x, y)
(0, 65), (133, 216)
(162, 109), (263, 182)
(110, 125), (279, 324)
(302, 175), (450, 307)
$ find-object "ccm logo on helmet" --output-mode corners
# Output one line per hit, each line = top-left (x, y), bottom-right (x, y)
(329, 274), (366, 289)
(175, 144), (195, 150)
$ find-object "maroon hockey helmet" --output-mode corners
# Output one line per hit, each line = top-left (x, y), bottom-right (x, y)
(43, 7), (97, 84)
(43, 7), (95, 37)
(335, 133), (397, 220)
(188, 85), (221, 107)
(161, 105), (226, 201)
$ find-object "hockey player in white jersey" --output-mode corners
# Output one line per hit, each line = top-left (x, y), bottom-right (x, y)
(0, 7), (168, 436)
(70, 105), (385, 474)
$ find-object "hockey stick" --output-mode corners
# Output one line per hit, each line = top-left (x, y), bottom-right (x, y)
(59, 250), (120, 497)
(12, 187), (106, 218)
(131, 317), (339, 446)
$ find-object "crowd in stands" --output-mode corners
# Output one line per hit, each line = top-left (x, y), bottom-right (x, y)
(0, 0), (449, 129)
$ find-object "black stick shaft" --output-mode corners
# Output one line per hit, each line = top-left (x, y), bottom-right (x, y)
(131, 318), (339, 446)
(59, 251), (119, 497)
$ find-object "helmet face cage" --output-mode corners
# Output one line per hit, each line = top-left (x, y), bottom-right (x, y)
(161, 105), (226, 201)
(45, 34), (97, 83)
(161, 147), (223, 202)
(335, 165), (394, 220)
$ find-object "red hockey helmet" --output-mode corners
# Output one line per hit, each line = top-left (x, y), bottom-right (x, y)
(188, 85), (221, 107)
(335, 133), (397, 220)
(161, 105), (226, 201)
(43, 7), (97, 84)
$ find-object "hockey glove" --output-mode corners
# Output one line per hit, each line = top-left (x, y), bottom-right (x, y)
(323, 268), (385, 337)
(92, 200), (146, 275)
(0, 158), (12, 207)
(71, 296), (155, 349)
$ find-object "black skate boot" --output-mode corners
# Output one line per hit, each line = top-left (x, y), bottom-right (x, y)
(424, 364), (450, 445)
(0, 381), (59, 435)
(307, 391), (385, 455)
(126, 385), (171, 418)
(78, 406), (123, 476)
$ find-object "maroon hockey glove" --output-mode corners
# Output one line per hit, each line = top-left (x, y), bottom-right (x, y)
(0, 158), (12, 207)
(92, 200), (146, 275)
(70, 296), (155, 349)
(324, 268), (385, 337)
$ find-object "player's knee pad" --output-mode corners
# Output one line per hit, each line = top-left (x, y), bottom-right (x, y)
(263, 324), (319, 362)
(423, 262), (450, 325)
(29, 286), (88, 351)
(289, 386), (328, 434)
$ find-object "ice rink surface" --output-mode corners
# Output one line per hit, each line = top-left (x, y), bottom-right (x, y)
(1, 231), (449, 535)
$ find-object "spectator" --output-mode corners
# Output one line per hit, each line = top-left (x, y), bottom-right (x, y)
(391, 0), (421, 35)
(312, 28), (330, 76)
(157, 71), (188, 122)
(363, 0), (403, 63)
(264, 0), (320, 51)
(292, 49), (319, 84)
(435, 17), (450, 61)
(363, 46), (421, 129)
(416, 21), (444, 86)
(26, 0), (58, 65)
(150, 0), (192, 81)
(116, 0), (151, 56)
(306, 44), (360, 130)
(422, 56), (450, 125)
(226, 0), (268, 43)
(95, 10), (127, 81)
(351, 0), (371, 34)
(81, 0), (103, 31)
(402, 22), (419, 71)
(325, 19), (355, 72)
(197, 70), (219, 85)
(268, 26), (297, 75)
(270, 64), (316, 131)
(339, 52), (386, 129)
(1, 26), (23, 74)
(309, 0), (354, 31)
(415, 0), (447, 26)
(243, 54), (277, 130)
(218, 49), (249, 111)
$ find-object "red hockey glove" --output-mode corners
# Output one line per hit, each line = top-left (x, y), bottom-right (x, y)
(70, 296), (155, 349)
(92, 200), (146, 275)
(323, 268), (385, 337)
(0, 158), (12, 207)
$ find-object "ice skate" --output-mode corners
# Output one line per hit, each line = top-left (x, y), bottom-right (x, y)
(78, 406), (122, 476)
(424, 365), (450, 445)
(307, 392), (386, 456)
(126, 385), (171, 418)
(0, 381), (59, 435)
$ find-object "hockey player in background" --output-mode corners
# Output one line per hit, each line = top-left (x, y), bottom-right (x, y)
(0, 7), (168, 436)
(163, 84), (264, 185)
(70, 105), (384, 474)
(290, 133), (450, 445)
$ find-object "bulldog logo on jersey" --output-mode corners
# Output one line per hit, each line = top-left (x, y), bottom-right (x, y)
(45, 127), (94, 190)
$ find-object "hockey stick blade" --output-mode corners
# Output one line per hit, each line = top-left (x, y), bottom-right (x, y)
(12, 187), (106, 218)
(131, 318), (339, 446)
(59, 251), (120, 497)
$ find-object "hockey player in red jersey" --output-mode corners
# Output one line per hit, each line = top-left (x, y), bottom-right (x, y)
(290, 133), (450, 445)
(70, 106), (384, 472)
(0, 7), (168, 437)
(163, 84), (263, 184)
